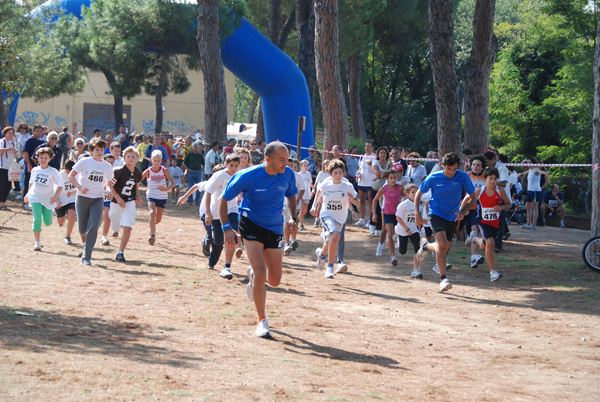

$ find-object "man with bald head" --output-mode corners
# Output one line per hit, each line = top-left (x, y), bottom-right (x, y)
(218, 141), (298, 338)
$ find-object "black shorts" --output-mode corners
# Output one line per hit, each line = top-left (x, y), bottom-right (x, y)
(398, 232), (421, 255)
(239, 215), (283, 249)
(55, 202), (75, 218)
(430, 214), (458, 242)
(383, 214), (397, 225)
(478, 222), (499, 241)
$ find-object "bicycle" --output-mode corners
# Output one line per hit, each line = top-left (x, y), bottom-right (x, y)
(582, 236), (600, 273)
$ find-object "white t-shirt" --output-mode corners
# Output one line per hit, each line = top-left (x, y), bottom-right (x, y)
(72, 157), (114, 199)
(205, 169), (237, 216)
(406, 164), (427, 186)
(395, 198), (418, 236)
(314, 171), (331, 189)
(205, 149), (219, 175)
(27, 166), (63, 209)
(495, 161), (509, 183)
(113, 156), (124, 168)
(294, 171), (305, 207)
(0, 138), (17, 170)
(358, 153), (376, 187)
(420, 190), (432, 228)
(317, 178), (356, 224)
(146, 166), (168, 200)
(527, 169), (542, 192)
(58, 170), (76, 206)
(197, 181), (208, 216)
(298, 171), (312, 201)
(168, 166), (184, 187)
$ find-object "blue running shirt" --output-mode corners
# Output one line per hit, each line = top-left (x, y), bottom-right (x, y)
(222, 164), (298, 234)
(419, 170), (475, 222)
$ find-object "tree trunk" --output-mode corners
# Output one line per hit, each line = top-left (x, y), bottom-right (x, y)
(463, 0), (497, 154)
(247, 93), (260, 123)
(346, 50), (366, 141)
(256, 108), (265, 141)
(100, 68), (124, 131)
(315, 0), (349, 154)
(197, 0), (228, 144)
(154, 62), (168, 134)
(592, 14), (600, 236)
(268, 0), (281, 47)
(296, 0), (317, 136)
(428, 0), (462, 156)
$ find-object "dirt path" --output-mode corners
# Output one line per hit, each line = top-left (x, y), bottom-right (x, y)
(1, 196), (599, 401)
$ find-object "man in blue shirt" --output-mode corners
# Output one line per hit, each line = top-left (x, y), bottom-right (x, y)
(143, 135), (169, 166)
(414, 152), (476, 292)
(219, 141), (298, 338)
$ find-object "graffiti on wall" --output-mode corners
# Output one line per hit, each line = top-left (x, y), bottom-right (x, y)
(54, 116), (66, 128)
(142, 119), (199, 135)
(15, 111), (50, 125)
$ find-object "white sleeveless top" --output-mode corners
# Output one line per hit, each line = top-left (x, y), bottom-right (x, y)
(147, 166), (168, 200)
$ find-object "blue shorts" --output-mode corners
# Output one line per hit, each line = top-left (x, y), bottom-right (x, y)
(526, 190), (542, 203)
(383, 214), (397, 225)
(358, 185), (371, 193)
(103, 201), (111, 208)
(148, 198), (167, 208)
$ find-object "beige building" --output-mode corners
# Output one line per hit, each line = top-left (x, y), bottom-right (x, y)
(14, 68), (235, 138)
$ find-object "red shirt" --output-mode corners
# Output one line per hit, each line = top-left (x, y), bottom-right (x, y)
(478, 187), (502, 228)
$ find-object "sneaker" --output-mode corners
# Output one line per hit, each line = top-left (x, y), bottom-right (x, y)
(291, 240), (299, 251)
(417, 239), (429, 262)
(219, 267), (233, 280)
(112, 231), (119, 238)
(9, 189), (19, 195)
(446, 263), (453, 271)
(313, 219), (320, 227)
(22, 204), (31, 211)
(284, 243), (293, 256)
(411, 269), (423, 279)
(391, 256), (398, 266)
(207, 261), (215, 270)
(451, 236), (457, 246)
(202, 237), (210, 257)
(81, 258), (92, 266)
(115, 252), (126, 262)
(298, 224), (305, 230)
(64, 237), (73, 246)
(336, 261), (348, 273)
(315, 248), (326, 270)
(377, 230), (381, 237)
(353, 219), (366, 227)
(14, 194), (23, 200)
(148, 235), (155, 245)
(235, 247), (243, 259)
(375, 243), (384, 257)
(101, 236), (110, 246)
(324, 265), (335, 278)
(530, 225), (537, 230)
(171, 199), (176, 204)
(246, 266), (254, 301)
(520, 224), (532, 229)
(369, 225), (376, 235)
(439, 278), (452, 292)
(503, 231), (511, 240)
(465, 231), (476, 247)
(470, 254), (484, 268)
(33, 242), (41, 251)
(432, 264), (439, 274)
(490, 270), (503, 282)
(255, 318), (271, 338)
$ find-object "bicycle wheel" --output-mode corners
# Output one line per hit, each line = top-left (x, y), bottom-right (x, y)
(582, 236), (600, 273)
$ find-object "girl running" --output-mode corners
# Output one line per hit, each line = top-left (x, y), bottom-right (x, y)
(395, 184), (423, 278)
(56, 160), (77, 245)
(372, 169), (404, 265)
(464, 155), (487, 268)
(68, 137), (114, 265)
(311, 159), (359, 279)
(24, 147), (64, 251)
(142, 150), (176, 245)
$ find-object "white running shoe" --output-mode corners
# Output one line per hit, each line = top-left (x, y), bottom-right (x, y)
(411, 269), (423, 279)
(465, 231), (477, 247)
(315, 248), (326, 270)
(375, 243), (384, 257)
(100, 236), (110, 246)
(33, 241), (41, 251)
(235, 247), (243, 259)
(470, 254), (485, 268)
(336, 261), (348, 273)
(432, 263), (440, 274)
(313, 219), (320, 227)
(520, 224), (532, 229)
(417, 239), (429, 262)
(219, 267), (233, 280)
(64, 237), (73, 246)
(353, 218), (366, 227)
(369, 225), (376, 235)
(284, 243), (293, 256)
(14, 194), (22, 200)
(490, 270), (503, 282)
(439, 278), (452, 292)
(246, 266), (254, 301)
(391, 256), (398, 266)
(255, 318), (271, 338)
(324, 265), (334, 278)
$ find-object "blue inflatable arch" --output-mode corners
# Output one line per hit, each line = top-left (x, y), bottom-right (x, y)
(25, 0), (314, 155)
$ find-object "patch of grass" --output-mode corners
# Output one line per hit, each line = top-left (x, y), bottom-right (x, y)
(267, 313), (279, 318)
(528, 280), (541, 286)
(167, 390), (191, 397)
(365, 394), (384, 400)
(168, 281), (183, 286)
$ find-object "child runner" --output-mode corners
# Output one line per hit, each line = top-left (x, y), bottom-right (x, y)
(142, 150), (176, 245)
(24, 147), (64, 251)
(110, 142), (124, 167)
(68, 137), (114, 265)
(372, 169), (404, 265)
(283, 159), (306, 256)
(56, 160), (77, 245)
(204, 153), (240, 278)
(464, 154), (487, 268)
(395, 184), (423, 278)
(414, 152), (475, 292)
(100, 154), (115, 246)
(219, 142), (298, 338)
(311, 159), (359, 278)
(460, 167), (511, 282)
(107, 146), (143, 262)
(167, 157), (184, 204)
(311, 159), (330, 227)
(298, 160), (312, 230)
(233, 147), (252, 258)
